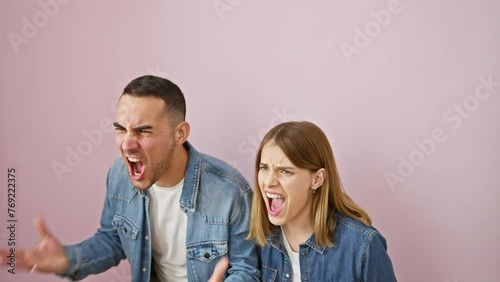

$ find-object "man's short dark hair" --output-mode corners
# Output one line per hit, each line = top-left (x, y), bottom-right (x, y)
(122, 75), (186, 126)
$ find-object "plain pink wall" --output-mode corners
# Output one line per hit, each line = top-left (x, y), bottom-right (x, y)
(1, 1), (499, 281)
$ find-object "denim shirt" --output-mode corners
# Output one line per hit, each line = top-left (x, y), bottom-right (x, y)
(260, 214), (397, 282)
(59, 142), (260, 281)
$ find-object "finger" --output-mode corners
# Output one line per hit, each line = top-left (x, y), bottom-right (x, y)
(5, 249), (36, 270)
(208, 257), (229, 282)
(34, 215), (51, 239)
(0, 249), (15, 265)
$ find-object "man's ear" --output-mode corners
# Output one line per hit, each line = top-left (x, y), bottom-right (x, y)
(174, 121), (190, 145)
(312, 168), (326, 190)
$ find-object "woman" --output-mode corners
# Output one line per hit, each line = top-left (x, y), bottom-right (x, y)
(248, 121), (397, 281)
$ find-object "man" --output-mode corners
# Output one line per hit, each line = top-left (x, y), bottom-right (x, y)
(0, 75), (259, 281)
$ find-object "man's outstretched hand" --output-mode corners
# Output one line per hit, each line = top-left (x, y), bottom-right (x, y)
(207, 257), (229, 282)
(0, 215), (68, 274)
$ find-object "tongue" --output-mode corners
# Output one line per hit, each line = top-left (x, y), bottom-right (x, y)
(270, 198), (285, 212)
(131, 161), (145, 180)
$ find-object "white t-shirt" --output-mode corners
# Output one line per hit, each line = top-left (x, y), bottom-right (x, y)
(282, 228), (301, 282)
(148, 179), (188, 282)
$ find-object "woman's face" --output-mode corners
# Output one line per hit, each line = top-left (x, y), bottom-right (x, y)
(258, 142), (322, 229)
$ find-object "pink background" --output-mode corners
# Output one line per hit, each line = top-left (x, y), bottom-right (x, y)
(1, 1), (499, 281)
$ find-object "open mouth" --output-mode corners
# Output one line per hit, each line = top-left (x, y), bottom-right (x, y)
(266, 192), (285, 216)
(127, 157), (145, 180)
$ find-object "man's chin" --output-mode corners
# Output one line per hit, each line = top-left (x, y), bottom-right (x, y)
(130, 179), (152, 190)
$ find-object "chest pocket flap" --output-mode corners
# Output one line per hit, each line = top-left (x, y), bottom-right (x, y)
(112, 214), (139, 239)
(261, 265), (278, 282)
(186, 241), (227, 262)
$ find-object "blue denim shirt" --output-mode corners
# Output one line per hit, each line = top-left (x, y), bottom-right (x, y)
(260, 214), (397, 282)
(59, 142), (260, 281)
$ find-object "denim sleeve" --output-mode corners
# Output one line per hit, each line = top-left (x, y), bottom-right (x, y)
(224, 189), (261, 282)
(362, 231), (397, 282)
(57, 179), (126, 280)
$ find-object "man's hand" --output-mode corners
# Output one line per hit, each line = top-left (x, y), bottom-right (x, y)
(0, 215), (68, 274)
(208, 257), (229, 282)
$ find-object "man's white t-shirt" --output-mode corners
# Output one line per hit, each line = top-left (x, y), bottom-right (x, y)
(148, 180), (188, 282)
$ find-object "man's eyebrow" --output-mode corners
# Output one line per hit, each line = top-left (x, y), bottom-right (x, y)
(113, 122), (124, 129)
(112, 123), (153, 131)
(133, 125), (153, 131)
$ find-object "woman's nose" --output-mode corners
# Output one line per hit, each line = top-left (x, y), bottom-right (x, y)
(263, 170), (278, 188)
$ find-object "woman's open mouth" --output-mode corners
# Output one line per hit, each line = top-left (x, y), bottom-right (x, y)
(266, 192), (285, 216)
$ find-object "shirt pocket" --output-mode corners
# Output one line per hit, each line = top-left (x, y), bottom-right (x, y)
(186, 240), (228, 262)
(261, 265), (278, 282)
(112, 214), (139, 239)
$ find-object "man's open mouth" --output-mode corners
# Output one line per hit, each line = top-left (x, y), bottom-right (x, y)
(127, 157), (145, 180)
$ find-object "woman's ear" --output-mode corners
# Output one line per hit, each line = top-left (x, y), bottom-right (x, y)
(174, 121), (190, 145)
(312, 168), (326, 190)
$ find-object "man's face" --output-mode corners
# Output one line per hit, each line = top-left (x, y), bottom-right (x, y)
(114, 95), (176, 190)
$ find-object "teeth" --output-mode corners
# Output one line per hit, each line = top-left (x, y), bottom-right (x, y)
(127, 157), (140, 162)
(266, 192), (284, 199)
(134, 171), (141, 176)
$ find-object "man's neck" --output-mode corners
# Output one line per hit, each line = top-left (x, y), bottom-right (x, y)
(156, 145), (189, 188)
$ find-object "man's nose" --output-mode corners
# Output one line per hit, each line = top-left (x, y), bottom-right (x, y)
(121, 133), (139, 152)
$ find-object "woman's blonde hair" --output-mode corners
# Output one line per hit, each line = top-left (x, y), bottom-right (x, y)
(247, 121), (372, 247)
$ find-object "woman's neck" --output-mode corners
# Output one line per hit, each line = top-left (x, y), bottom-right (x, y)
(282, 221), (314, 252)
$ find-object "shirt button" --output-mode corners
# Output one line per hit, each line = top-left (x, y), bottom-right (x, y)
(145, 236), (149, 240)
(285, 273), (290, 278)
(142, 268), (147, 272)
